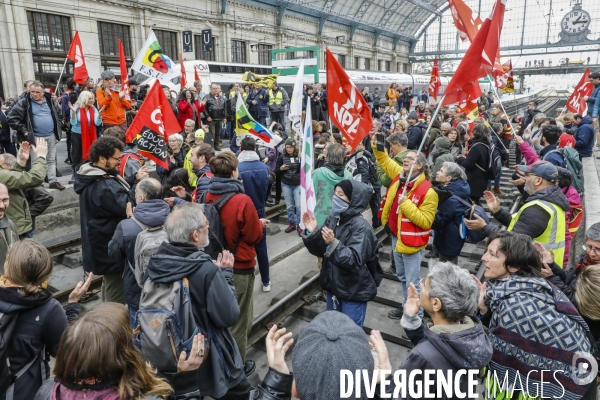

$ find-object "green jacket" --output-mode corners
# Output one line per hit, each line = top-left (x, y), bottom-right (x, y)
(0, 216), (18, 274)
(1, 157), (47, 235)
(376, 149), (409, 187)
(312, 164), (353, 227)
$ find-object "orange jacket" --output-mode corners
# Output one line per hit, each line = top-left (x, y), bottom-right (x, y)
(95, 87), (131, 125)
(387, 88), (400, 106)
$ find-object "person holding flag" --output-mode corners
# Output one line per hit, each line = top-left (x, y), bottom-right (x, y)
(96, 70), (131, 131)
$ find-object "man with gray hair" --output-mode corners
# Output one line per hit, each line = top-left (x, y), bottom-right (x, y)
(376, 132), (410, 188)
(108, 177), (170, 326)
(431, 162), (471, 263)
(204, 83), (226, 150)
(311, 143), (353, 227)
(145, 202), (252, 399)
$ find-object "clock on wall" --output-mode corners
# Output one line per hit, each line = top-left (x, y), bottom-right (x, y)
(558, 2), (592, 44)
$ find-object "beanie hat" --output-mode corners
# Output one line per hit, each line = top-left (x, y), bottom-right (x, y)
(408, 111), (418, 120)
(292, 312), (374, 400)
(285, 138), (296, 147)
(335, 180), (353, 202)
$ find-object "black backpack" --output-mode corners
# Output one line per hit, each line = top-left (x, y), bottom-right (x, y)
(198, 192), (242, 258)
(0, 312), (18, 394)
(471, 142), (497, 180)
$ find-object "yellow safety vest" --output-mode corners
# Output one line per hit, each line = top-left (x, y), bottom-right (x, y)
(508, 199), (565, 266)
(268, 89), (283, 105)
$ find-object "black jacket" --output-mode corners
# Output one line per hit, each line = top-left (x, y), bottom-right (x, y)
(7, 93), (62, 143)
(108, 199), (171, 309)
(407, 122), (427, 150)
(0, 288), (79, 400)
(483, 185), (570, 239)
(204, 93), (226, 120)
(345, 150), (375, 185)
(431, 179), (471, 258)
(146, 242), (245, 399)
(303, 180), (381, 302)
(0, 110), (11, 142)
(276, 153), (300, 187)
(73, 163), (137, 275)
(457, 137), (491, 199)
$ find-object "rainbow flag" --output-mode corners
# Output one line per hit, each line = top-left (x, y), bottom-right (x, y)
(235, 96), (282, 148)
(300, 97), (316, 229)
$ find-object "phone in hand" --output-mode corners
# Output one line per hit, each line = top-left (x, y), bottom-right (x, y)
(375, 134), (385, 152)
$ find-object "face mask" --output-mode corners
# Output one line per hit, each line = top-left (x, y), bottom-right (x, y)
(331, 194), (349, 217)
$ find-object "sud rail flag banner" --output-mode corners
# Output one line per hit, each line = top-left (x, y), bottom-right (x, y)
(493, 60), (514, 93)
(118, 39), (130, 100)
(131, 31), (177, 83)
(326, 47), (373, 151)
(428, 58), (442, 101)
(235, 96), (282, 148)
(300, 97), (316, 229)
(566, 68), (594, 114)
(66, 31), (89, 85)
(125, 81), (180, 168)
(241, 71), (280, 88)
(289, 60), (305, 136)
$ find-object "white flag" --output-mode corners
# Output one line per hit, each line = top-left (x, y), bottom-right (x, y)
(299, 97), (316, 229)
(288, 60), (305, 136)
(131, 31), (178, 83)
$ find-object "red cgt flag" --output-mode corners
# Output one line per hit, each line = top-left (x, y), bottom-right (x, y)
(125, 81), (180, 169)
(442, 0), (505, 106)
(194, 67), (200, 82)
(448, 0), (483, 43)
(428, 58), (442, 101)
(66, 31), (89, 86)
(326, 48), (372, 151)
(566, 68), (594, 114)
(179, 54), (187, 89)
(118, 40), (130, 100)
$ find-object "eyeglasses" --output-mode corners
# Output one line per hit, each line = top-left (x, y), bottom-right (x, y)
(110, 156), (122, 162)
(418, 278), (425, 288)
(404, 157), (416, 162)
(583, 244), (600, 254)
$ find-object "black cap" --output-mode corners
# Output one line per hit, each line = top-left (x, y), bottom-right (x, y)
(128, 78), (140, 86)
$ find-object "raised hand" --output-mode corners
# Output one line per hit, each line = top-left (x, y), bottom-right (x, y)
(171, 185), (187, 199)
(483, 190), (501, 213)
(33, 137), (49, 158)
(369, 330), (392, 382)
(215, 250), (234, 269)
(322, 226), (335, 244)
(533, 241), (554, 264)
(403, 282), (420, 317)
(265, 325), (293, 375)
(471, 275), (488, 314)
(68, 273), (94, 303)
(302, 212), (317, 233)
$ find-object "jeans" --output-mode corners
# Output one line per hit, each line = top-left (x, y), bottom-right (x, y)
(391, 235), (423, 318)
(270, 111), (285, 126)
(35, 134), (57, 183)
(326, 292), (368, 327)
(255, 225), (270, 285)
(281, 183), (301, 225)
(0, 140), (16, 156)
(257, 116), (267, 126)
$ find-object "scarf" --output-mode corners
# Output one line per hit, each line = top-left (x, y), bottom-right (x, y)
(331, 195), (349, 217)
(575, 252), (591, 275)
(207, 176), (245, 195)
(323, 163), (345, 178)
(485, 275), (592, 400)
(79, 106), (97, 161)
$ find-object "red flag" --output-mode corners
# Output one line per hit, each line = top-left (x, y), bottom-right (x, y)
(194, 67), (200, 82)
(448, 0), (483, 42)
(326, 48), (372, 151)
(125, 81), (180, 169)
(493, 59), (514, 92)
(442, 0), (505, 106)
(66, 31), (89, 86)
(566, 68), (594, 114)
(428, 58), (442, 101)
(179, 54), (187, 89)
(118, 40), (130, 100)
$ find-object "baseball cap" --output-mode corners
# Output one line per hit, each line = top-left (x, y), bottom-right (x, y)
(516, 160), (558, 182)
(101, 70), (115, 80)
(194, 129), (205, 139)
(285, 138), (296, 147)
(128, 78), (140, 86)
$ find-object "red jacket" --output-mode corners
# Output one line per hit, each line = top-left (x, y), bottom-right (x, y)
(205, 192), (263, 272)
(177, 99), (205, 130)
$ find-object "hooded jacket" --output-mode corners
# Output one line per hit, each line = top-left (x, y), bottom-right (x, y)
(574, 116), (595, 158)
(6, 93), (62, 143)
(431, 179), (471, 258)
(430, 136), (455, 177)
(145, 242), (244, 398)
(407, 122), (427, 150)
(237, 151), (270, 217)
(108, 199), (171, 309)
(74, 162), (137, 275)
(0, 157), (47, 236)
(387, 314), (493, 399)
(303, 180), (381, 302)
(311, 164), (353, 227)
(483, 185), (570, 240)
(0, 287), (79, 400)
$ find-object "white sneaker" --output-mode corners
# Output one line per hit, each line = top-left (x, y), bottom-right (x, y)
(262, 282), (271, 292)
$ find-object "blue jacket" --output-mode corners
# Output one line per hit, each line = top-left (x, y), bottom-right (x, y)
(238, 151), (269, 217)
(540, 143), (565, 167)
(431, 179), (471, 257)
(587, 83), (600, 117)
(574, 116), (595, 158)
(246, 88), (269, 118)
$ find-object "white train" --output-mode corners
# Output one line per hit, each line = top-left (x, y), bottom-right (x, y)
(133, 59), (450, 103)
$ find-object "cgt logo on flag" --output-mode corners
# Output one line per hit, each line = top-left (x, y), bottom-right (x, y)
(567, 68), (594, 114)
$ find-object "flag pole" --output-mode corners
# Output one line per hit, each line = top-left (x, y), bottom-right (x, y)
(401, 95), (446, 196)
(487, 74), (518, 138)
(54, 58), (69, 96)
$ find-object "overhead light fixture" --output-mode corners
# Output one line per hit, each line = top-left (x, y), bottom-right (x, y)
(336, 35), (345, 44)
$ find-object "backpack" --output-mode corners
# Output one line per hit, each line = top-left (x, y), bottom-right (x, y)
(131, 217), (169, 288)
(452, 195), (490, 243)
(135, 276), (203, 373)
(0, 312), (19, 394)
(545, 147), (584, 194)
(471, 142), (497, 180)
(198, 192), (242, 259)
